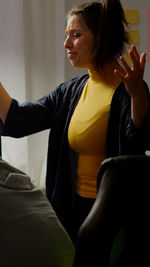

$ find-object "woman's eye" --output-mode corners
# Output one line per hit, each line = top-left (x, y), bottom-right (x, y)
(73, 33), (81, 37)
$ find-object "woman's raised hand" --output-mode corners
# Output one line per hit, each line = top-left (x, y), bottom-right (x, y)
(114, 45), (146, 98)
(114, 45), (149, 129)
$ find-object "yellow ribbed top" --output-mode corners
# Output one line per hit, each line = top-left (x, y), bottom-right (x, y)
(68, 62), (122, 198)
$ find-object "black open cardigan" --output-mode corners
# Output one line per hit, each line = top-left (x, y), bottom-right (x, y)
(0, 74), (150, 233)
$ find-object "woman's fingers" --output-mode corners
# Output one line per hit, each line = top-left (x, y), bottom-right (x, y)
(114, 69), (126, 81)
(115, 45), (146, 81)
(119, 55), (131, 74)
(130, 45), (140, 61)
(140, 52), (146, 75)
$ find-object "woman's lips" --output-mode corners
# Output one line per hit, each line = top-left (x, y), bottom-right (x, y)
(67, 51), (77, 59)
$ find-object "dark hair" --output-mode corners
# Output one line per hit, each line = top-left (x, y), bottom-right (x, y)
(67, 0), (129, 69)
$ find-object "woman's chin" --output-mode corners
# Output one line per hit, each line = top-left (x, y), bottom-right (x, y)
(69, 60), (86, 69)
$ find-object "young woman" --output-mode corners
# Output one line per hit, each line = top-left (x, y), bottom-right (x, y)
(0, 0), (150, 244)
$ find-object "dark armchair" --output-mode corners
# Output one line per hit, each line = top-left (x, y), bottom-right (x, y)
(73, 155), (150, 267)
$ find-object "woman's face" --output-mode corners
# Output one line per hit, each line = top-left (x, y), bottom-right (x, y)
(64, 15), (95, 69)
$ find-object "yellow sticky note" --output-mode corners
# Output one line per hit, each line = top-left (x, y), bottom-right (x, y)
(125, 9), (139, 24)
(128, 30), (140, 45)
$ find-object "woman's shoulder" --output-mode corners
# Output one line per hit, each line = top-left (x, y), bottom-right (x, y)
(112, 82), (129, 105)
(62, 73), (89, 90)
(53, 74), (89, 98)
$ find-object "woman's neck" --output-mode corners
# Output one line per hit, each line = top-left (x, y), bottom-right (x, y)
(88, 61), (123, 87)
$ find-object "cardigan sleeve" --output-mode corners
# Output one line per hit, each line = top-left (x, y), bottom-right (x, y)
(0, 87), (61, 138)
(125, 81), (150, 152)
(125, 107), (150, 152)
(0, 75), (89, 139)
(106, 81), (150, 157)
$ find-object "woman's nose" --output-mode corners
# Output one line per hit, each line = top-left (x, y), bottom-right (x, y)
(64, 36), (72, 49)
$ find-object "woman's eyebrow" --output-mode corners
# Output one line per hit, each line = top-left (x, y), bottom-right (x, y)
(65, 29), (80, 34)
